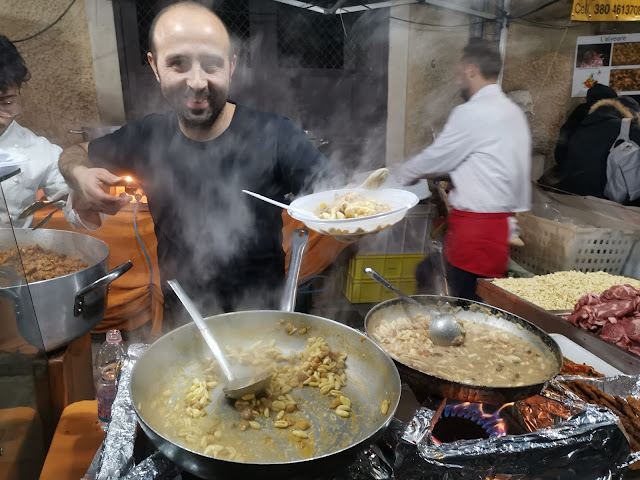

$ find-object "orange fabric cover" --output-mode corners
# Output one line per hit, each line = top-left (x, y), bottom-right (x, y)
(33, 206), (163, 336)
(40, 400), (104, 480)
(282, 212), (348, 279)
(0, 407), (43, 480)
(0, 295), (38, 353)
(23, 210), (341, 338)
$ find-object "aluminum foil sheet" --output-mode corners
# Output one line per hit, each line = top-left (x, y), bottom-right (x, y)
(413, 402), (626, 476)
(400, 406), (438, 445)
(122, 452), (180, 480)
(96, 344), (148, 479)
(558, 373), (640, 397)
(556, 374), (640, 467)
(322, 379), (633, 480)
(336, 379), (632, 480)
(387, 377), (636, 479)
(515, 390), (582, 431)
(92, 344), (175, 480)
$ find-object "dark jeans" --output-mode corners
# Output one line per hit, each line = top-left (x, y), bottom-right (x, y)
(445, 261), (482, 301)
(415, 255), (447, 295)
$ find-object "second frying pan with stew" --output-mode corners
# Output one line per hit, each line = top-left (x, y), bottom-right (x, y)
(365, 295), (563, 404)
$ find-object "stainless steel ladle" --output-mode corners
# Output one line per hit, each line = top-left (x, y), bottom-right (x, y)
(364, 267), (466, 347)
(167, 280), (271, 400)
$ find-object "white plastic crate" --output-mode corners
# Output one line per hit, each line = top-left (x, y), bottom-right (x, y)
(512, 209), (640, 275)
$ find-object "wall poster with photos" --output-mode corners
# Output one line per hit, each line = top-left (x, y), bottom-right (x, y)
(572, 33), (640, 97)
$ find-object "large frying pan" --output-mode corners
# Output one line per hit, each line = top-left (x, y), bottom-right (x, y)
(365, 296), (563, 404)
(129, 231), (401, 479)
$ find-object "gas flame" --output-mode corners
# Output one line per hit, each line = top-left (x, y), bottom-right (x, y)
(432, 401), (514, 444)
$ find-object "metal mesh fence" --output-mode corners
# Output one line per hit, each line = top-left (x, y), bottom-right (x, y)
(134, 0), (363, 70)
(135, 0), (251, 66)
(276, 3), (362, 70)
(135, 0), (159, 65)
(343, 13), (365, 70)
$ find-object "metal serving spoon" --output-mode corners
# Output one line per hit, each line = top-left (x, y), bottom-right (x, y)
(17, 189), (69, 220)
(242, 190), (318, 219)
(167, 280), (270, 400)
(18, 198), (65, 220)
(32, 205), (64, 230)
(364, 267), (466, 347)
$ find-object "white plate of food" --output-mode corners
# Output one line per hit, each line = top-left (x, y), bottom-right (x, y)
(288, 188), (419, 236)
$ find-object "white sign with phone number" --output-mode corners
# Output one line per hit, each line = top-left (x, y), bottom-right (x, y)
(572, 33), (640, 97)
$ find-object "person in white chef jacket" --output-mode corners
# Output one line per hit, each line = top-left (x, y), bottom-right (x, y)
(394, 38), (531, 301)
(0, 35), (71, 228)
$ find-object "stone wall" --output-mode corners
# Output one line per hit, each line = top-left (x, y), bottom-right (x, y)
(502, 20), (592, 166)
(2, 0), (100, 148)
(404, 3), (469, 158)
(399, 1), (628, 168)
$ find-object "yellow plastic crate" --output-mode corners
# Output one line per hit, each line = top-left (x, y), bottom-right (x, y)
(343, 275), (418, 303)
(348, 254), (425, 280)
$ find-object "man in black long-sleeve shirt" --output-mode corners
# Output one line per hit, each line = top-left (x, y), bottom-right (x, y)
(59, 2), (331, 326)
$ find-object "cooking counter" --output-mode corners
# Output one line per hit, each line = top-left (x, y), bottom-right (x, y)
(33, 286), (640, 479)
(476, 279), (640, 375)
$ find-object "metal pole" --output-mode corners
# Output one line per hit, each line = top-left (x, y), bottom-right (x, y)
(494, 0), (504, 41)
(419, 0), (496, 20)
(325, 0), (347, 14)
(470, 0), (488, 38)
(497, 0), (510, 87)
(270, 0), (420, 15)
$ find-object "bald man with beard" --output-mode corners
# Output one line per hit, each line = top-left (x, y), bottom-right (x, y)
(59, 1), (332, 327)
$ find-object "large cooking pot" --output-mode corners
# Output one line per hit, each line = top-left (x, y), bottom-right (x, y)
(0, 229), (132, 352)
(130, 231), (401, 479)
(365, 295), (563, 404)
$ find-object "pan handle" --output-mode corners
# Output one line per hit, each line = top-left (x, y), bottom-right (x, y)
(74, 261), (133, 317)
(365, 268), (425, 308)
(0, 287), (22, 318)
(280, 229), (308, 312)
(430, 240), (450, 296)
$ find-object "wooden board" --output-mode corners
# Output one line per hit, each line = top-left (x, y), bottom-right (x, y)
(0, 406), (44, 480)
(477, 279), (640, 375)
(40, 401), (104, 480)
(47, 334), (95, 424)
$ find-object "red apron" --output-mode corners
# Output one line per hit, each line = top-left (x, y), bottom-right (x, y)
(445, 209), (511, 279)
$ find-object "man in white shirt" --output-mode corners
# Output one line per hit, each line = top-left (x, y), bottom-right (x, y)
(0, 35), (69, 227)
(395, 39), (531, 300)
